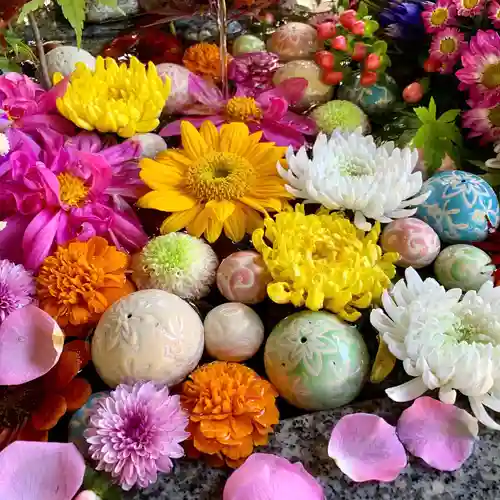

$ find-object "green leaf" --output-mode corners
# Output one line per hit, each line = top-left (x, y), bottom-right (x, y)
(438, 108), (460, 123)
(0, 57), (21, 73)
(16, 0), (46, 21)
(364, 20), (380, 37)
(357, 2), (369, 17)
(372, 40), (387, 55)
(56, 0), (86, 48)
(412, 126), (429, 148)
(98, 0), (118, 5)
(428, 97), (437, 120)
(414, 106), (431, 124)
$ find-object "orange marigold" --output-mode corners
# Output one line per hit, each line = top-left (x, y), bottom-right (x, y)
(182, 42), (227, 80)
(36, 236), (135, 329)
(181, 361), (279, 468)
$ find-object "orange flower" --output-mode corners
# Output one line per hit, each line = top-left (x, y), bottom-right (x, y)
(182, 43), (227, 80)
(181, 362), (279, 468)
(36, 236), (135, 329)
(0, 340), (92, 450)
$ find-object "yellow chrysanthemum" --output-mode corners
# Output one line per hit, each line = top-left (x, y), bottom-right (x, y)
(137, 121), (291, 243)
(252, 205), (399, 322)
(55, 56), (171, 138)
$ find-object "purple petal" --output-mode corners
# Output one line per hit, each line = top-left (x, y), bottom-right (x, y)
(0, 215), (30, 264)
(397, 397), (478, 471)
(274, 78), (309, 105)
(328, 414), (408, 482)
(0, 441), (85, 500)
(264, 97), (289, 121)
(282, 111), (318, 136)
(161, 116), (225, 136)
(65, 132), (103, 154)
(188, 74), (224, 109)
(262, 121), (306, 149)
(100, 138), (140, 166)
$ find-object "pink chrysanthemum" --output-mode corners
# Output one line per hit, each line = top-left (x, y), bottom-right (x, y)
(456, 30), (500, 103)
(85, 381), (190, 491)
(0, 259), (35, 323)
(462, 98), (500, 144)
(422, 0), (456, 33)
(430, 27), (465, 63)
(488, 0), (500, 29)
(453, 0), (485, 17)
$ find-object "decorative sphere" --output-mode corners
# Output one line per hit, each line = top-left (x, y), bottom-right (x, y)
(416, 170), (500, 243)
(46, 46), (96, 79)
(434, 244), (494, 291)
(217, 251), (271, 304)
(232, 35), (266, 56)
(264, 311), (369, 410)
(92, 290), (204, 387)
(309, 100), (368, 135)
(132, 133), (167, 158)
(68, 391), (108, 457)
(380, 218), (441, 269)
(267, 22), (320, 62)
(337, 73), (398, 115)
(273, 60), (333, 112)
(156, 63), (197, 114)
(204, 303), (264, 362)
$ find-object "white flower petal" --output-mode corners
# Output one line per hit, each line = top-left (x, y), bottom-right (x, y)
(386, 378), (428, 402)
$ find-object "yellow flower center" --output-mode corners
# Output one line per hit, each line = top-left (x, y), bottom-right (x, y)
(489, 105), (500, 127)
(439, 37), (457, 54)
(225, 97), (263, 122)
(463, 0), (479, 8)
(482, 63), (500, 89)
(186, 152), (255, 201)
(430, 7), (448, 26)
(57, 173), (89, 207)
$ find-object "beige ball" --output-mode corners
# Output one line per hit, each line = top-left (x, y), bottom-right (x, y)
(92, 290), (204, 387)
(204, 303), (264, 362)
(46, 46), (96, 80)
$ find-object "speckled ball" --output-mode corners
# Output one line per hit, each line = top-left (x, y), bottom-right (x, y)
(204, 303), (264, 362)
(380, 218), (441, 269)
(46, 46), (96, 79)
(217, 251), (271, 304)
(434, 244), (495, 291)
(264, 311), (369, 411)
(267, 22), (320, 62)
(416, 170), (500, 243)
(232, 34), (266, 56)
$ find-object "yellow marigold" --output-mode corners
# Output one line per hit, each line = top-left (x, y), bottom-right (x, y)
(37, 237), (135, 328)
(55, 56), (171, 138)
(181, 361), (279, 468)
(252, 205), (399, 322)
(137, 120), (291, 243)
(183, 43), (227, 80)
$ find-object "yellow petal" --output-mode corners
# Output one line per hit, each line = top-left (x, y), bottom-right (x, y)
(200, 121), (220, 150)
(140, 158), (184, 190)
(206, 200), (235, 222)
(187, 206), (212, 238)
(181, 121), (208, 160)
(219, 123), (250, 156)
(155, 149), (192, 170)
(370, 337), (397, 383)
(137, 190), (197, 212)
(224, 203), (246, 242)
(205, 217), (223, 243)
(251, 178), (290, 198)
(160, 205), (203, 234)
(241, 205), (264, 234)
(240, 196), (268, 215)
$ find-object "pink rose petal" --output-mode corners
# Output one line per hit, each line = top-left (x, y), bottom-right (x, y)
(0, 441), (85, 500)
(397, 397), (478, 471)
(328, 414), (407, 482)
(0, 305), (64, 385)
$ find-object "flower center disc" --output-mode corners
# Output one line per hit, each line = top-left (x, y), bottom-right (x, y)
(482, 63), (500, 89)
(463, 0), (479, 8)
(431, 7), (448, 26)
(489, 105), (500, 127)
(340, 160), (373, 177)
(58, 173), (89, 207)
(439, 37), (457, 54)
(186, 151), (255, 201)
(226, 97), (263, 122)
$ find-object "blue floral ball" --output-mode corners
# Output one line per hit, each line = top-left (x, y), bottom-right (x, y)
(416, 170), (500, 243)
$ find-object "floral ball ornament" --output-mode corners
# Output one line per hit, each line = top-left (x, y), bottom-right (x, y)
(55, 57), (171, 138)
(267, 22), (320, 62)
(416, 170), (500, 243)
(265, 311), (370, 410)
(181, 362), (279, 467)
(252, 204), (398, 322)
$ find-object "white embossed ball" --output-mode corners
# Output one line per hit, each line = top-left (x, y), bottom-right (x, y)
(46, 46), (96, 79)
(92, 290), (204, 387)
(204, 303), (264, 362)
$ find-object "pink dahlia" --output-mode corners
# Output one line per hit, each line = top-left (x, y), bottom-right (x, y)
(0, 131), (148, 270)
(453, 0), (485, 16)
(488, 0), (500, 28)
(430, 27), (465, 63)
(422, 0), (456, 33)
(85, 381), (190, 491)
(160, 74), (317, 149)
(456, 30), (500, 103)
(462, 97), (500, 144)
(0, 259), (35, 323)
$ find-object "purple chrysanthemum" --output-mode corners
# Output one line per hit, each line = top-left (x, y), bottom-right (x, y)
(0, 259), (35, 323)
(84, 381), (190, 491)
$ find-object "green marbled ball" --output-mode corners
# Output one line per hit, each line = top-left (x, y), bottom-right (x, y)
(264, 311), (369, 411)
(232, 35), (266, 56)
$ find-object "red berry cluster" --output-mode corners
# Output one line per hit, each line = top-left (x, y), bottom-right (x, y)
(314, 10), (381, 87)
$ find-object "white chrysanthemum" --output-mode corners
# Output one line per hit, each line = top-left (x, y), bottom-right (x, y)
(278, 129), (430, 230)
(0, 133), (10, 156)
(371, 267), (500, 430)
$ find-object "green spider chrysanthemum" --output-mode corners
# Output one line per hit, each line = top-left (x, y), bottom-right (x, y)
(310, 100), (368, 135)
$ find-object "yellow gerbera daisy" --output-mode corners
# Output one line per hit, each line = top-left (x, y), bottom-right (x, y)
(137, 121), (291, 243)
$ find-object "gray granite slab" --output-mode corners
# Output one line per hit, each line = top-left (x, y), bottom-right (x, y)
(127, 398), (500, 500)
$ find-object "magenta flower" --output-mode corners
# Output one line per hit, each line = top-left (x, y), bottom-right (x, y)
(85, 381), (190, 491)
(488, 0), (500, 28)
(160, 74), (317, 149)
(430, 27), (465, 64)
(462, 97), (500, 144)
(453, 0), (485, 16)
(0, 132), (148, 270)
(456, 30), (500, 103)
(0, 259), (35, 324)
(422, 0), (456, 33)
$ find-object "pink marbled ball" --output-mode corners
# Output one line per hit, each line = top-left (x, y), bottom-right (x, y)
(380, 218), (441, 269)
(216, 251), (271, 304)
